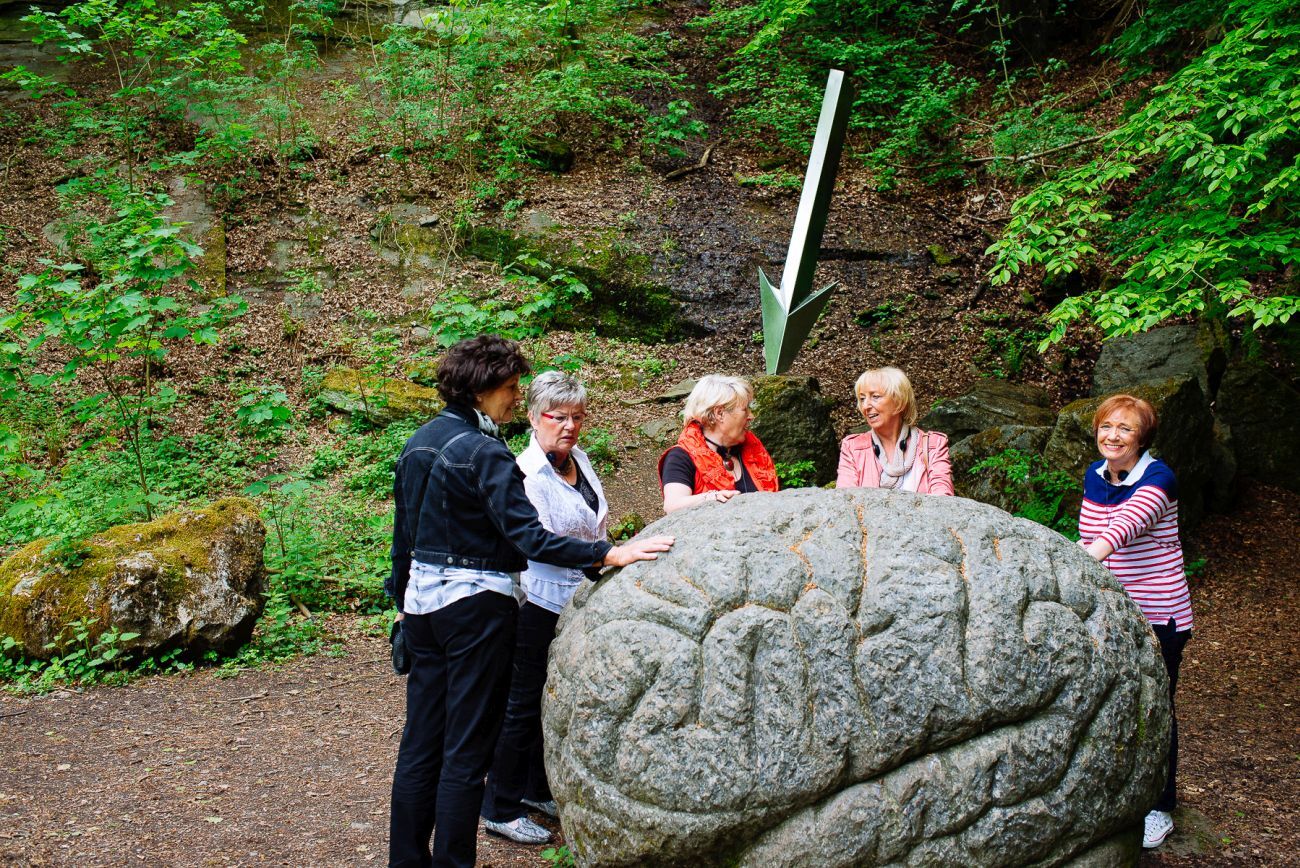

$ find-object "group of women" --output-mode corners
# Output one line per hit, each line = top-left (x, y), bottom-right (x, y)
(387, 336), (1192, 866)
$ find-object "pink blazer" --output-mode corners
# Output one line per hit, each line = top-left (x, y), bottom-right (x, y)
(836, 429), (954, 495)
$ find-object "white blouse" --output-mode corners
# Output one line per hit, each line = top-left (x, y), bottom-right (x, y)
(516, 434), (609, 613)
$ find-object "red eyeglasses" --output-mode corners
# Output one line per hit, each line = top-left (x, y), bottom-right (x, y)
(540, 412), (586, 426)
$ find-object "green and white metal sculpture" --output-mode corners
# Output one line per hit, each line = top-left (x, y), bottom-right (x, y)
(759, 68), (853, 374)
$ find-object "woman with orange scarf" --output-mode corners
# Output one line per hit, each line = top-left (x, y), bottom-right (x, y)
(658, 375), (779, 512)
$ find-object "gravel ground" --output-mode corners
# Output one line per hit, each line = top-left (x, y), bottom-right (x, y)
(2, 484), (1297, 867)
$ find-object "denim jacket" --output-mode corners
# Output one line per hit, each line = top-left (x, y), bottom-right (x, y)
(386, 405), (613, 608)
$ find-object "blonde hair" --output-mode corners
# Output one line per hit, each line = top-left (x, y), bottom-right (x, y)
(854, 367), (918, 427)
(683, 375), (753, 428)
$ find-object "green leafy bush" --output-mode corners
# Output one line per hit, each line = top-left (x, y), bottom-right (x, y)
(969, 448), (1077, 537)
(989, 0), (1300, 344)
(0, 621), (159, 694)
(426, 254), (590, 346)
(2, 177), (245, 520)
(358, 0), (690, 181)
(693, 0), (976, 177)
(775, 459), (817, 488)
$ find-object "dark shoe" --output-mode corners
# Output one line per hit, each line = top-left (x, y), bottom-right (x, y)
(522, 798), (559, 819)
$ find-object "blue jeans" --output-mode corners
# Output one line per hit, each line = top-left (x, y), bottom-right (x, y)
(389, 591), (517, 868)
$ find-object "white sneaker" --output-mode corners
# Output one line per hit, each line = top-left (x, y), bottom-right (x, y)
(1143, 810), (1174, 849)
(522, 798), (559, 818)
(483, 815), (552, 845)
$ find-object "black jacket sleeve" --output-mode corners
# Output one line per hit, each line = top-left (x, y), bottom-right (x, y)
(474, 440), (614, 568)
(386, 445), (431, 608)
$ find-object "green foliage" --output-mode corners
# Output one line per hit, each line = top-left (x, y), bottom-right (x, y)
(541, 845), (577, 868)
(775, 459), (816, 488)
(2, 177), (246, 519)
(234, 384), (294, 436)
(1, 434), (264, 551)
(969, 448), (1077, 537)
(854, 296), (912, 331)
(0, 621), (172, 695)
(1105, 0), (1225, 70)
(17, 0), (252, 177)
(357, 0), (690, 181)
(426, 254), (590, 346)
(975, 323), (1045, 378)
(989, 0), (1300, 344)
(693, 0), (975, 176)
(988, 106), (1095, 183)
(580, 426), (619, 475)
(644, 100), (707, 160)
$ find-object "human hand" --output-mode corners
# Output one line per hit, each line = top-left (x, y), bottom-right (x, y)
(706, 489), (739, 505)
(603, 535), (675, 567)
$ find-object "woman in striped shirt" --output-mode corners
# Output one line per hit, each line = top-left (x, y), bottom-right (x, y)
(1078, 394), (1192, 851)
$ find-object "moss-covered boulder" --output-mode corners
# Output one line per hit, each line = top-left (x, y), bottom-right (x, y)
(1043, 377), (1215, 530)
(949, 424), (1054, 512)
(0, 499), (266, 660)
(749, 375), (839, 487)
(462, 225), (702, 342)
(319, 367), (443, 426)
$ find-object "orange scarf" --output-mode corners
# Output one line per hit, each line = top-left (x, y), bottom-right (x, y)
(659, 422), (779, 494)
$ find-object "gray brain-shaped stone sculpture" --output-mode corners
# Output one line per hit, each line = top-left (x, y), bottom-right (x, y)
(543, 489), (1169, 867)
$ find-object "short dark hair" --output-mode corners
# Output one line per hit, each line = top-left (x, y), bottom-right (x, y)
(436, 335), (531, 407)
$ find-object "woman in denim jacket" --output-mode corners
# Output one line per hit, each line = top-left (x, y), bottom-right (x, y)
(387, 337), (672, 868)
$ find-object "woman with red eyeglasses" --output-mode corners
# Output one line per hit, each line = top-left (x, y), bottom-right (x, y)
(479, 370), (610, 846)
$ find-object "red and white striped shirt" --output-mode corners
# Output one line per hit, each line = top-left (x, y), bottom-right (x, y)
(1079, 453), (1192, 631)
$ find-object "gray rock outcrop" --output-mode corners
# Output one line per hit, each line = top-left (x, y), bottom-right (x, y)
(919, 380), (1055, 443)
(544, 489), (1168, 867)
(0, 499), (266, 659)
(1090, 322), (1228, 399)
(750, 375), (839, 487)
(1216, 361), (1300, 493)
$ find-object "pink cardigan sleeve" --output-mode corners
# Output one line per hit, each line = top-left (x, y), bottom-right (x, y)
(923, 431), (954, 496)
(836, 437), (860, 488)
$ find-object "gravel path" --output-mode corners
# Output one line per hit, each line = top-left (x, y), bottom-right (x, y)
(2, 484), (1296, 867)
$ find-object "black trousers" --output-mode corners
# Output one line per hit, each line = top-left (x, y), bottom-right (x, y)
(1152, 617), (1191, 813)
(482, 601), (561, 822)
(389, 591), (518, 868)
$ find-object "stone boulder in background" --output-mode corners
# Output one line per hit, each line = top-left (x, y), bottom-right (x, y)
(545, 489), (1168, 867)
(918, 380), (1055, 443)
(1090, 322), (1228, 399)
(1216, 361), (1300, 493)
(1045, 377), (1215, 529)
(948, 424), (1053, 512)
(749, 375), (839, 486)
(0, 499), (266, 659)
(318, 366), (443, 426)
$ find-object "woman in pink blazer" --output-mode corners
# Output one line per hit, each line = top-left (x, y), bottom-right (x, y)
(836, 366), (953, 495)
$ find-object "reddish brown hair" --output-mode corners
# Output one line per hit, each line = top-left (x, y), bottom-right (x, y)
(1092, 394), (1158, 448)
